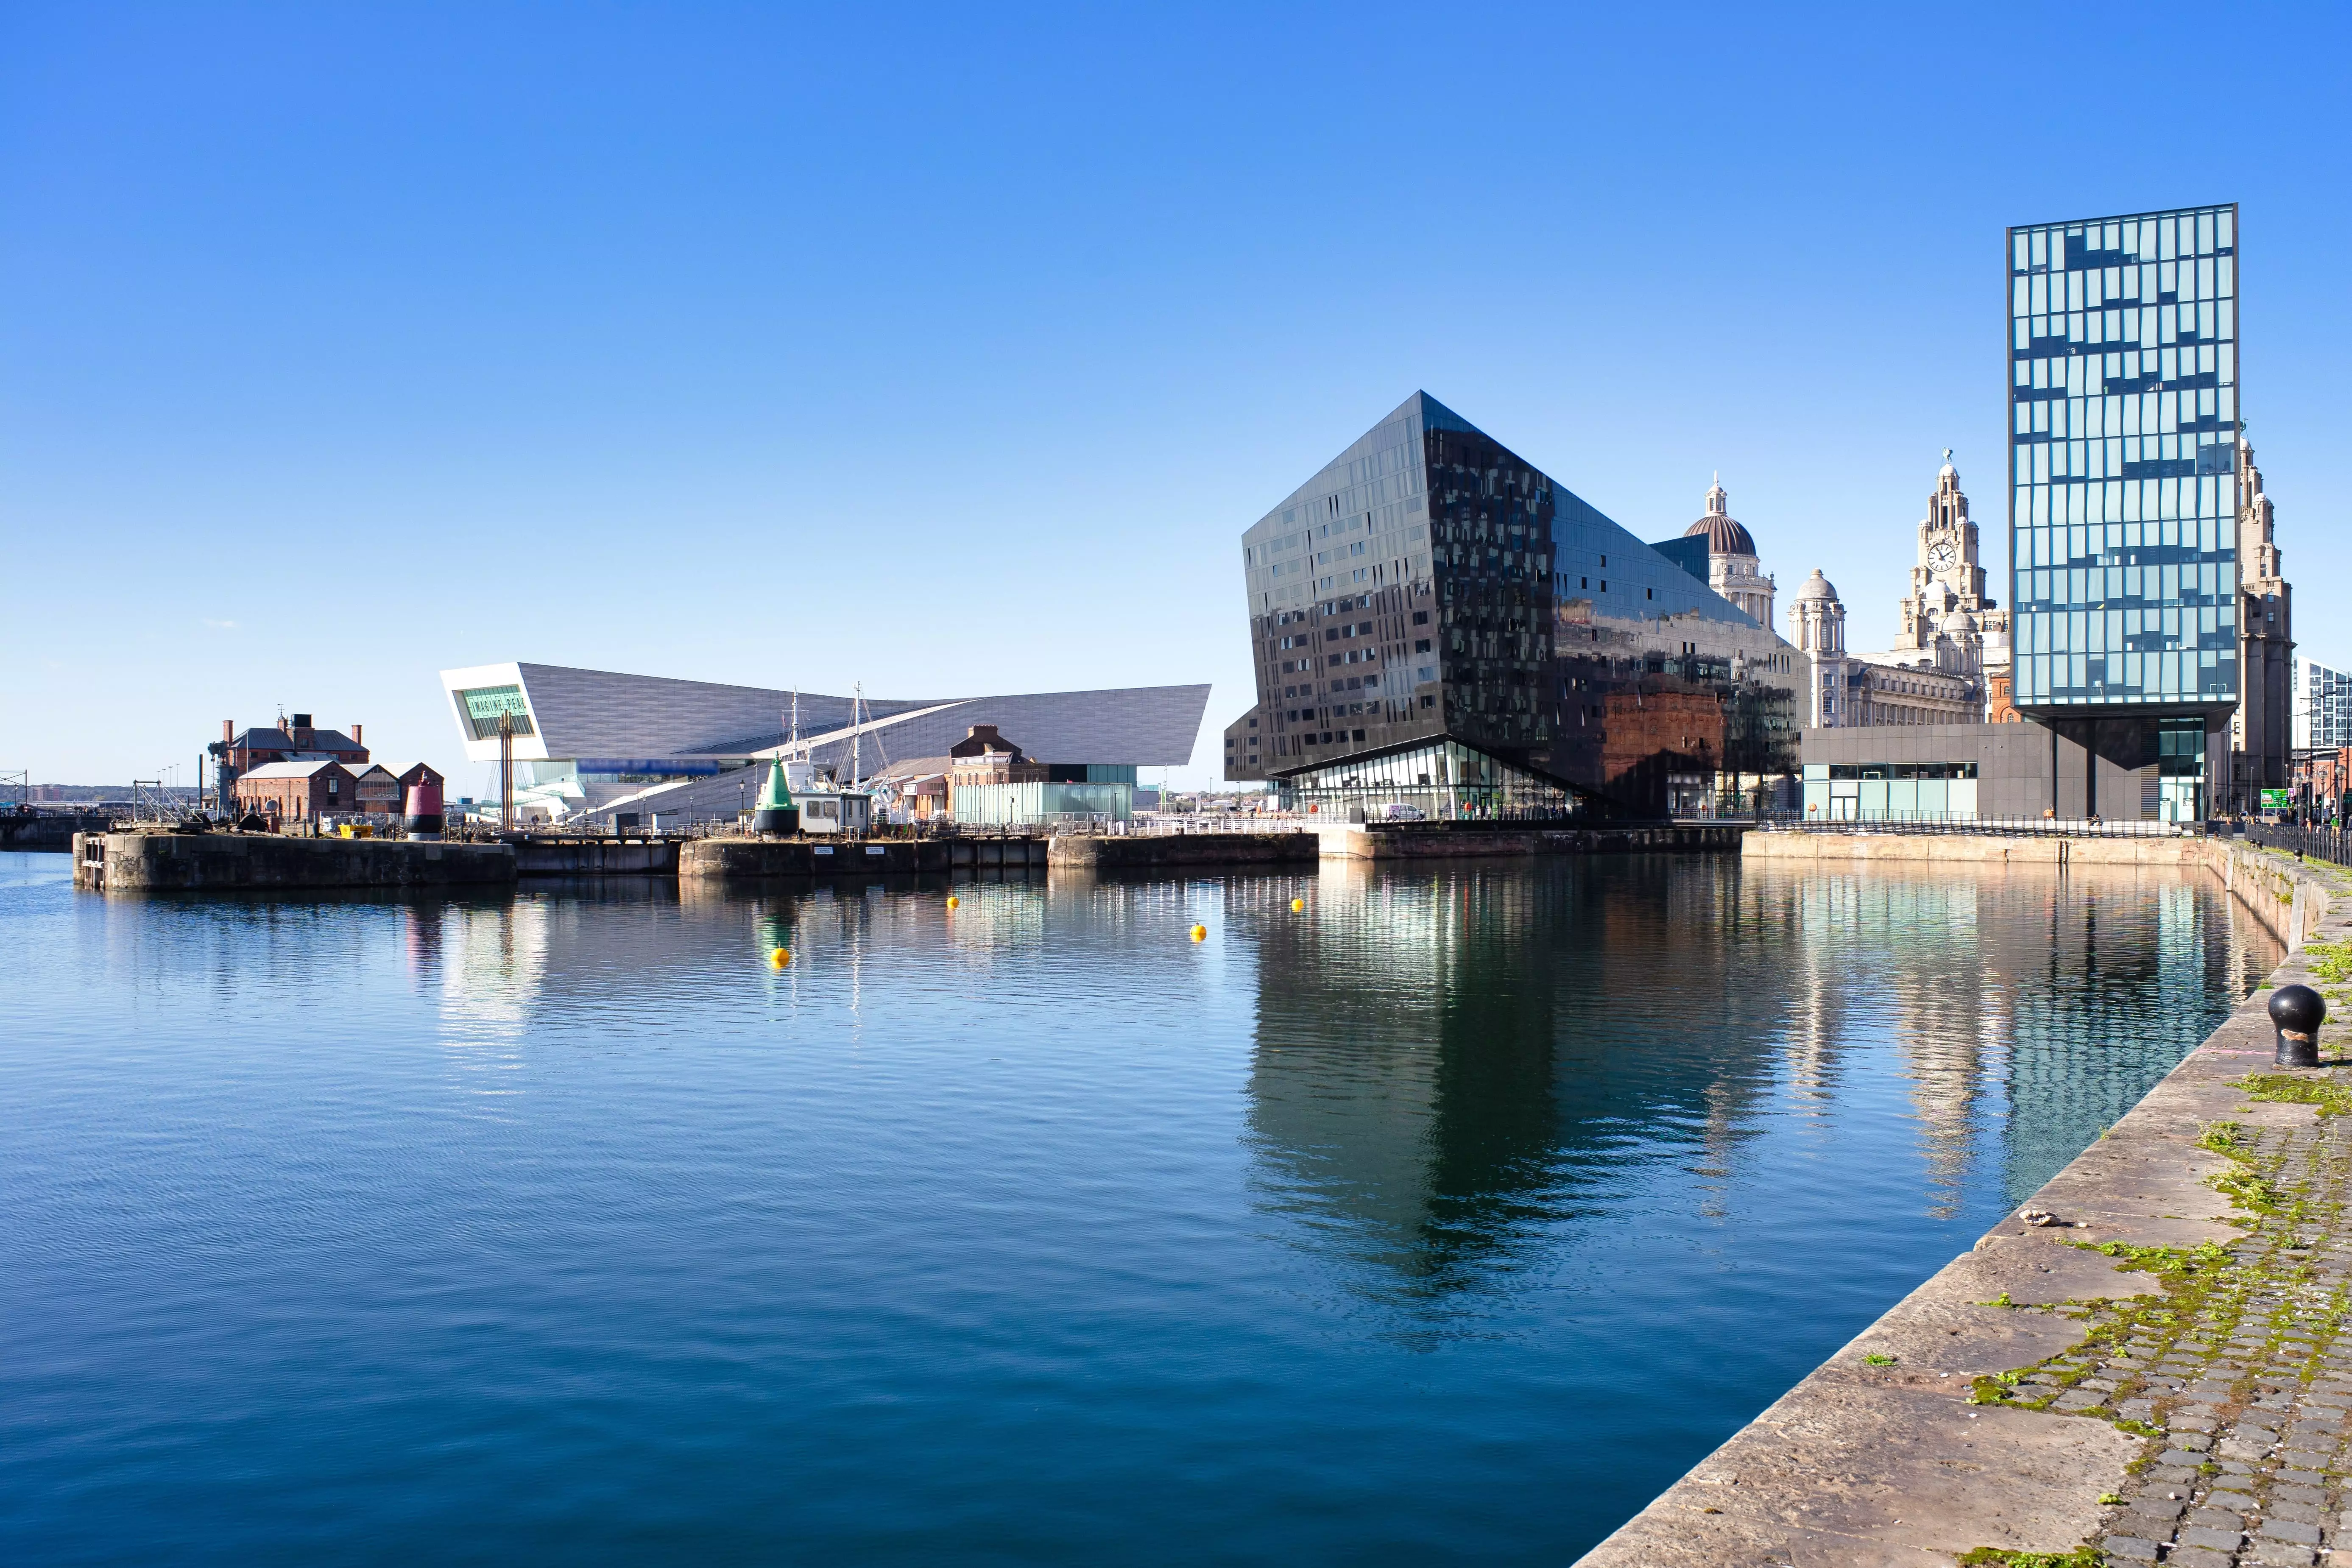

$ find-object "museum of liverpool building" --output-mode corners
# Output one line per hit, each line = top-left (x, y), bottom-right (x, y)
(1221, 391), (1805, 818)
(438, 662), (1209, 826)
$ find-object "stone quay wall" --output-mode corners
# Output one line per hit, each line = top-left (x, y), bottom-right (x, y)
(1313, 821), (1748, 860)
(73, 830), (516, 892)
(1579, 838), (2352, 1565)
(508, 837), (681, 876)
(1049, 833), (1317, 871)
(2, 812), (111, 851)
(1746, 829), (2321, 951)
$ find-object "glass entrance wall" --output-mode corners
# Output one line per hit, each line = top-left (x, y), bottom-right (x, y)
(2157, 717), (2207, 822)
(1272, 738), (1583, 820)
(1801, 761), (1982, 822)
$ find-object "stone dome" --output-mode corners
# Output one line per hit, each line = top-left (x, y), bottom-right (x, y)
(1794, 568), (1839, 602)
(1939, 608), (1976, 635)
(1685, 513), (1757, 556)
(1684, 474), (1757, 557)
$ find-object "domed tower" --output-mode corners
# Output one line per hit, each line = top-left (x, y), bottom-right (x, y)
(1684, 476), (1776, 628)
(1935, 607), (1981, 678)
(1788, 569), (1848, 727)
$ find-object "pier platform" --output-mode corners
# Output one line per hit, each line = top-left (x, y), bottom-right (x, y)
(73, 830), (516, 892)
(3, 812), (112, 851)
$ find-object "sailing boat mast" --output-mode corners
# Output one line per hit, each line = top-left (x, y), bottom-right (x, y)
(850, 682), (863, 788)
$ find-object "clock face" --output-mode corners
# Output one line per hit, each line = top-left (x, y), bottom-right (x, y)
(1928, 541), (1958, 571)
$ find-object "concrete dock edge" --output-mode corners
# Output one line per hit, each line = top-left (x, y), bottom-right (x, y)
(1574, 833), (2349, 1565)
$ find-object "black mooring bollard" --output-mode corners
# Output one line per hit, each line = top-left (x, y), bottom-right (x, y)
(2270, 983), (2327, 1069)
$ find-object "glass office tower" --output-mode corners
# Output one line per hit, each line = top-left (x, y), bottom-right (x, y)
(2009, 205), (2239, 711)
(2008, 204), (2238, 818)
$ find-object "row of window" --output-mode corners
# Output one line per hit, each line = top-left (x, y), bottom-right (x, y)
(2017, 564), (2235, 606)
(2014, 534), (2231, 569)
(2011, 208), (2232, 273)
(2016, 438), (2235, 485)
(2014, 391), (2231, 440)
(2017, 613), (2235, 655)
(2013, 474), (2235, 529)
(2015, 342), (2227, 396)
(2012, 256), (2233, 314)
(2016, 650), (2236, 702)
(1819, 763), (1983, 780)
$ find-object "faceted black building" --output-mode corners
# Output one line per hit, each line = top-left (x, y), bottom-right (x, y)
(1224, 393), (1802, 817)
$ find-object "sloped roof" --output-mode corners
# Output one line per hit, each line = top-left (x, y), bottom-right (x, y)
(237, 759), (353, 781)
(232, 726), (365, 753)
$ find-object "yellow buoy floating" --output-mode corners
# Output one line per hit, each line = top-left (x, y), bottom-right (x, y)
(946, 895), (960, 909)
(1189, 924), (1208, 942)
(1290, 898), (1305, 912)
(769, 948), (790, 967)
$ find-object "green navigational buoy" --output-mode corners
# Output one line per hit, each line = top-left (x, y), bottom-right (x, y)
(751, 758), (797, 835)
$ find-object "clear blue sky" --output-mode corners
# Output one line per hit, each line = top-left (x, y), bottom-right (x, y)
(5, 3), (2347, 792)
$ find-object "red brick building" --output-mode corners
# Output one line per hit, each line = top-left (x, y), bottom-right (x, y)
(233, 760), (357, 824)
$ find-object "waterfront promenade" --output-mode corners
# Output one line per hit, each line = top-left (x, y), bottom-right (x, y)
(1582, 834), (2352, 1567)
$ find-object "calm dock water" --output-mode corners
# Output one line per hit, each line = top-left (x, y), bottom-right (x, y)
(0, 850), (2279, 1563)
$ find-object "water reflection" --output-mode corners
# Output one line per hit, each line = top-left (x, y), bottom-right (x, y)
(1243, 857), (2276, 1295)
(0, 850), (2287, 1565)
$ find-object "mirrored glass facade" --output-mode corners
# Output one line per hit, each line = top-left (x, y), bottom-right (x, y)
(1236, 393), (1803, 815)
(2009, 204), (2239, 712)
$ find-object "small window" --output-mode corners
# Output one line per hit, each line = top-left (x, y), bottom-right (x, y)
(1415, 639), (1431, 653)
(1412, 610), (1429, 625)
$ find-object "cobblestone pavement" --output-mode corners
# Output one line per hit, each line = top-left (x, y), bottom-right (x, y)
(1968, 1066), (2352, 1568)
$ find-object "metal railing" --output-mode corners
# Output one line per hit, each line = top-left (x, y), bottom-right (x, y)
(2242, 820), (2352, 868)
(1759, 815), (2197, 839)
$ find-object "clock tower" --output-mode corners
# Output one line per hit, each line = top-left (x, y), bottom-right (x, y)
(1888, 453), (2003, 682)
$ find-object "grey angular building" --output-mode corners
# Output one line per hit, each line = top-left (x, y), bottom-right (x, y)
(1223, 393), (1804, 817)
(439, 661), (1209, 823)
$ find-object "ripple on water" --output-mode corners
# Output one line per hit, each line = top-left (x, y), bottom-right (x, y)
(0, 851), (2278, 1564)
